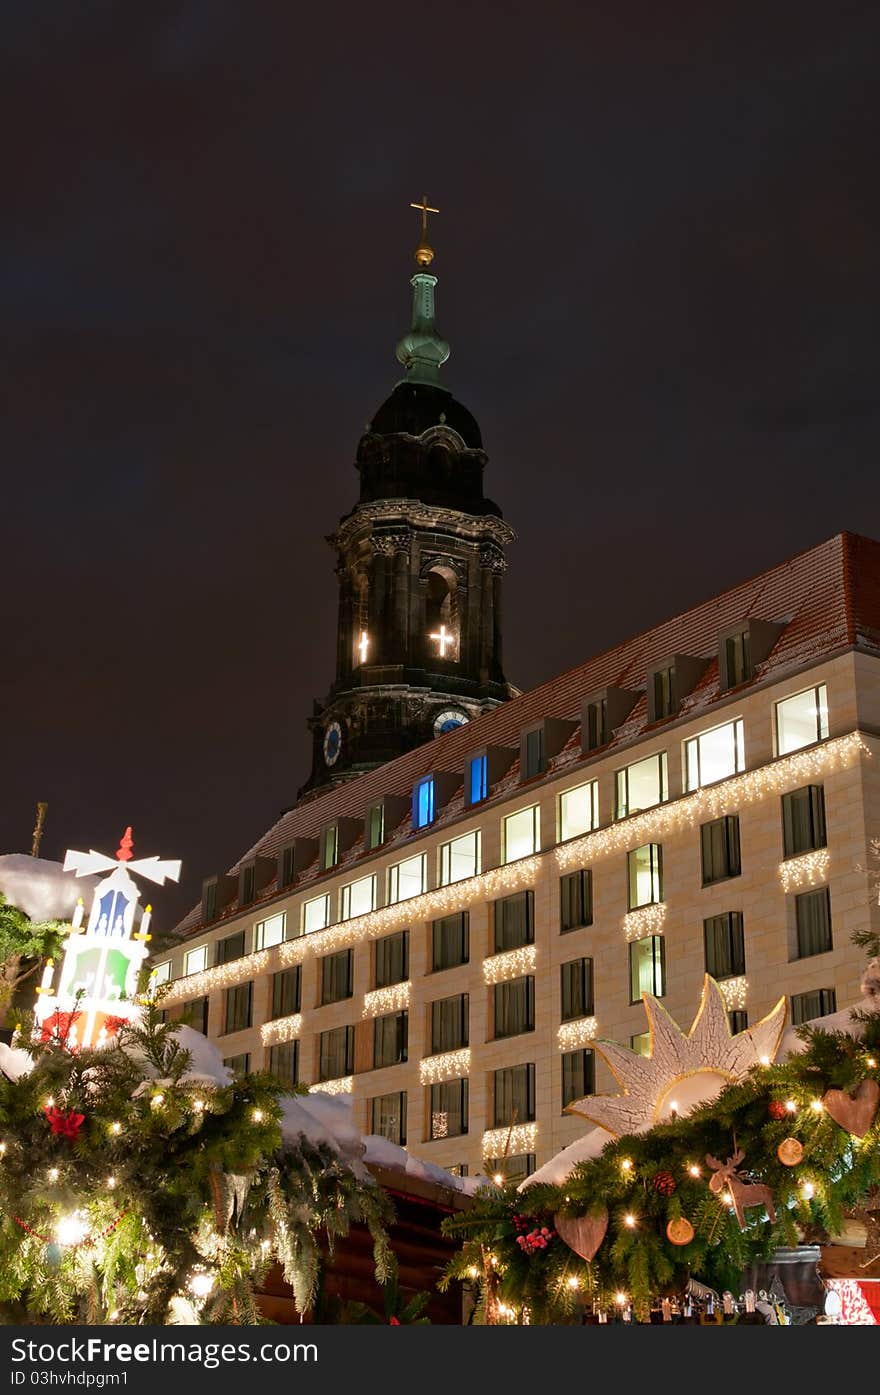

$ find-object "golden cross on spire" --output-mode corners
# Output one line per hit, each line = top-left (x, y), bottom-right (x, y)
(409, 194), (439, 267)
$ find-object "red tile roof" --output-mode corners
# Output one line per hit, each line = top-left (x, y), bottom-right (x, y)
(171, 530), (880, 938)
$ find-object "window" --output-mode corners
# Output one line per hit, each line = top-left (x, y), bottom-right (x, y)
(775, 683), (829, 755)
(268, 1040), (299, 1086)
(203, 883), (218, 924)
(321, 824), (339, 871)
(366, 803), (386, 851)
(279, 845), (296, 889)
(319, 1026), (354, 1080)
(371, 1091), (406, 1145)
(413, 776), (435, 830)
(790, 988), (836, 1026)
(271, 967), (301, 1019)
(627, 844), (663, 910)
(560, 869), (593, 932)
(685, 719), (745, 790)
(630, 1031), (651, 1056)
(217, 931), (245, 965)
(223, 1053), (250, 1077)
(151, 961), (171, 985)
(431, 993), (469, 1053)
(240, 865), (255, 906)
(185, 945), (208, 976)
(375, 931), (409, 988)
(488, 1154), (535, 1184)
(629, 936), (665, 1001)
(255, 912), (286, 949)
(559, 781), (599, 841)
(725, 630), (752, 688)
(503, 805), (540, 863)
(523, 727), (545, 778)
(729, 1010), (748, 1033)
(303, 894), (330, 934)
(493, 976), (535, 1038)
(703, 912), (745, 979)
(432, 912), (469, 971)
(439, 830), (481, 886)
(652, 666), (674, 720)
(340, 874), (377, 920)
(184, 996), (208, 1034)
(468, 754), (488, 805)
(616, 753), (668, 819)
(701, 816), (741, 885)
(493, 1063), (536, 1127)
(388, 853), (427, 905)
(584, 698), (608, 751)
(562, 1049), (595, 1109)
(493, 890), (534, 952)
(561, 957), (594, 1020)
(782, 786), (827, 859)
(224, 982), (252, 1035)
(794, 888), (833, 959)
(374, 1011), (408, 1068)
(430, 1079), (468, 1139)
(320, 949), (353, 1005)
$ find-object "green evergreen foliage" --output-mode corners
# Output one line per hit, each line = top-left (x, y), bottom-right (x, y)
(0, 894), (66, 1026)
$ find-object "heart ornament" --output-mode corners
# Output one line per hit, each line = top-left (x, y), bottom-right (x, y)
(553, 1207), (608, 1261)
(822, 1079), (880, 1138)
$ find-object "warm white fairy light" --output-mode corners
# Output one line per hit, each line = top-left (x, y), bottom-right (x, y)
(482, 1123), (538, 1158)
(620, 1158), (633, 1173)
(110, 1121), (122, 1134)
(624, 1213), (636, 1228)
(467, 1265), (479, 1279)
(419, 1048), (471, 1086)
(493, 1172), (504, 1186)
(802, 1181), (815, 1199)
(718, 976), (748, 1010)
(786, 1100), (797, 1113)
(0, 1142), (6, 1156)
(811, 1098), (824, 1113)
(106, 1175), (117, 1189)
(309, 1077), (353, 1097)
(192, 1098), (205, 1112)
(483, 943), (537, 985)
(622, 903), (667, 941)
(151, 1093), (165, 1108)
(48, 1168), (60, 1182)
(252, 1109), (264, 1123)
(56, 1213), (88, 1247)
(188, 1272), (214, 1300)
(362, 982), (411, 1018)
(260, 1013), (302, 1047)
(688, 1164), (701, 1178)
(615, 1292), (628, 1306)
(567, 1275), (580, 1289)
(557, 1017), (598, 1050)
(779, 849), (830, 894)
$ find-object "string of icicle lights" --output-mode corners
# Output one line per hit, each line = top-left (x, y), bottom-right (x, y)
(419, 1048), (471, 1085)
(779, 848), (830, 894)
(556, 1016), (598, 1050)
(482, 1123), (538, 1159)
(260, 1013), (302, 1047)
(362, 982), (411, 1018)
(160, 732), (868, 1006)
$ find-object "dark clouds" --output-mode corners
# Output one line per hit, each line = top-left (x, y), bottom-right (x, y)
(2, 1), (880, 929)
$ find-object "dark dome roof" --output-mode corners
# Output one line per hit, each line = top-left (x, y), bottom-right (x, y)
(369, 382), (482, 450)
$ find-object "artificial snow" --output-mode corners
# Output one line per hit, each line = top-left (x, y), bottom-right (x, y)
(0, 855), (98, 923)
(518, 1126), (614, 1189)
(0, 1041), (34, 1081)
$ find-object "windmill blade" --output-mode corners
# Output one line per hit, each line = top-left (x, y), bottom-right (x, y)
(63, 849), (118, 879)
(127, 856), (182, 886)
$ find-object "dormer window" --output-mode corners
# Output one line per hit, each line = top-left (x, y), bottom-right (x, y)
(468, 753), (488, 804)
(239, 864), (256, 906)
(366, 803), (385, 850)
(464, 746), (516, 806)
(413, 776), (435, 830)
(585, 698), (607, 750)
(652, 667), (675, 721)
(321, 824), (339, 870)
(580, 688), (639, 755)
(725, 631), (751, 688)
(203, 882), (217, 924)
(719, 618), (786, 691)
(523, 727), (545, 778)
(646, 655), (708, 724)
(519, 719), (577, 782)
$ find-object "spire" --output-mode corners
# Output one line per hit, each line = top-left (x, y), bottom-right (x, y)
(395, 195), (450, 388)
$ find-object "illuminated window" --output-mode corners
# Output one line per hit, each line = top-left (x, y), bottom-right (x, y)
(432, 912), (469, 970)
(439, 830), (481, 886)
(616, 753), (668, 819)
(366, 803), (386, 850)
(371, 1091), (406, 1145)
(268, 1041), (298, 1086)
(790, 987), (835, 1026)
(303, 894), (330, 934)
(185, 945), (208, 976)
(562, 1049), (595, 1110)
(782, 786), (826, 858)
(255, 912), (286, 949)
(703, 912), (745, 979)
(503, 805), (540, 863)
(630, 1031), (651, 1056)
(701, 816), (741, 885)
(387, 853), (427, 905)
(560, 957), (594, 1020)
(629, 935), (665, 1001)
(431, 1079), (468, 1139)
(794, 888), (832, 959)
(468, 754), (488, 804)
(627, 844), (663, 909)
(775, 683), (829, 755)
(560, 869), (592, 932)
(271, 967), (300, 1019)
(340, 874), (377, 920)
(413, 777), (435, 830)
(559, 781), (599, 841)
(685, 719), (745, 790)
(151, 961), (171, 985)
(374, 931), (408, 988)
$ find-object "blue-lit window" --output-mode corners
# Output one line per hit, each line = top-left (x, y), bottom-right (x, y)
(468, 754), (488, 804)
(413, 776), (435, 829)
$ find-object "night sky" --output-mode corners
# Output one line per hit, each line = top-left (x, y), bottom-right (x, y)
(3, 2), (880, 933)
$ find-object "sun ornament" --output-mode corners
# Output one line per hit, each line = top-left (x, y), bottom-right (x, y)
(565, 976), (787, 1135)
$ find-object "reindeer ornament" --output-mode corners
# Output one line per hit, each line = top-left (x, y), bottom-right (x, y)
(706, 1149), (776, 1230)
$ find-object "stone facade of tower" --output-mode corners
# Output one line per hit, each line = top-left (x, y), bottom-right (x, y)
(297, 257), (517, 801)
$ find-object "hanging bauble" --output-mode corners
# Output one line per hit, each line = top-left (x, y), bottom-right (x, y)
(777, 1137), (804, 1166)
(553, 1207), (608, 1261)
(45, 1243), (63, 1267)
(666, 1217), (695, 1246)
(821, 1080), (879, 1138)
(767, 1100), (788, 1121)
(652, 1170), (676, 1196)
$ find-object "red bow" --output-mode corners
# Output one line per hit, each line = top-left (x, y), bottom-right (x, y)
(44, 1107), (85, 1139)
(389, 1317), (400, 1326)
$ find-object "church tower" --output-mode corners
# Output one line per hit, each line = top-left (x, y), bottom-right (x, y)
(298, 200), (517, 800)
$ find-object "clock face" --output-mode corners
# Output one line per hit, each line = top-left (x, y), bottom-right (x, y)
(323, 720), (343, 767)
(433, 708), (469, 736)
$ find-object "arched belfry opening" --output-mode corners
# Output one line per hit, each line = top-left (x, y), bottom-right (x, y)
(424, 564), (460, 662)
